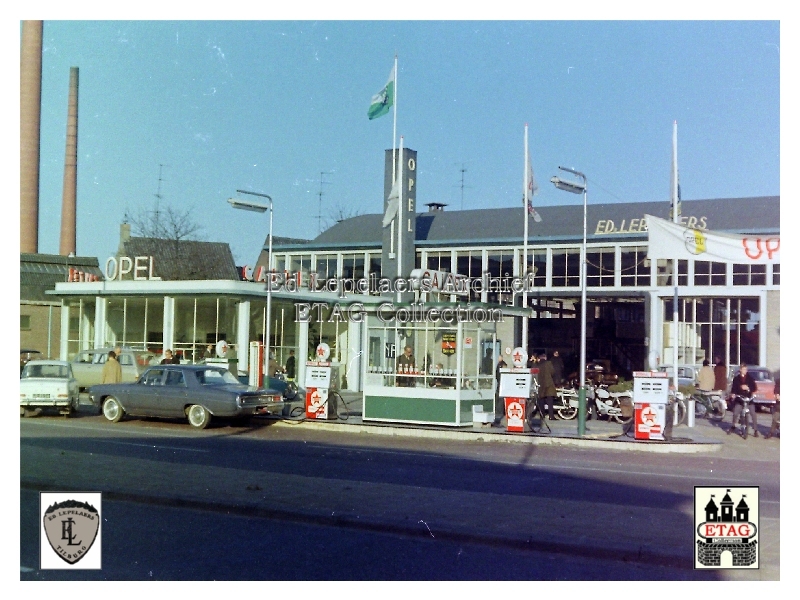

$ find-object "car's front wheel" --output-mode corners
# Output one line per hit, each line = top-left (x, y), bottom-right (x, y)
(187, 404), (211, 429)
(102, 397), (124, 423)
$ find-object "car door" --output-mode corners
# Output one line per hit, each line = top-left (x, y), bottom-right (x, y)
(132, 368), (166, 416)
(157, 368), (190, 417)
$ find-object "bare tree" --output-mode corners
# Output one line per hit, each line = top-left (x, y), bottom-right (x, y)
(323, 202), (364, 231)
(126, 203), (203, 242)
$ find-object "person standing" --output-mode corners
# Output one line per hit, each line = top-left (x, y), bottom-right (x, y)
(536, 353), (556, 422)
(101, 350), (122, 384)
(203, 344), (215, 361)
(481, 348), (493, 375)
(285, 350), (296, 381)
(160, 349), (179, 365)
(727, 363), (758, 437)
(765, 377), (780, 439)
(698, 359), (715, 392)
(396, 345), (415, 387)
(551, 350), (564, 388)
(713, 357), (728, 392)
(492, 354), (508, 427)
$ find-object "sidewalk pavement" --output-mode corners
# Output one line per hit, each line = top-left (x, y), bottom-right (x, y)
(279, 392), (764, 454)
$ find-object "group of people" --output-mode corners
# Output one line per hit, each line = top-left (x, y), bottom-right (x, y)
(696, 357), (780, 439)
(491, 350), (564, 428)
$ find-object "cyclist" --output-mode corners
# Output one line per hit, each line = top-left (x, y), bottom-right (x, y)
(727, 363), (758, 438)
(698, 359), (715, 393)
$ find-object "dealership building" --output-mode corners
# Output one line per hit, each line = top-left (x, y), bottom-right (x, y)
(50, 150), (780, 392)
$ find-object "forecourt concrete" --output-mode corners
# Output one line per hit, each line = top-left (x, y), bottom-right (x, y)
(21, 403), (779, 578)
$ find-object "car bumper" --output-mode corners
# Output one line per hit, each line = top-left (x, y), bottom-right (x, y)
(21, 400), (72, 408)
(235, 403), (285, 417)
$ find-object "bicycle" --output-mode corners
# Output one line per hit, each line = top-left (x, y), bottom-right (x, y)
(693, 390), (726, 420)
(730, 395), (755, 439)
(526, 398), (551, 434)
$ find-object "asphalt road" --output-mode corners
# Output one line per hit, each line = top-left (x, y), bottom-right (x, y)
(20, 408), (780, 581)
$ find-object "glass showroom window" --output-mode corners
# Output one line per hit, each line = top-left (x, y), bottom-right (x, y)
(426, 250), (452, 273)
(733, 263), (767, 286)
(520, 248), (547, 289)
(656, 259), (688, 286)
(486, 249), (514, 304)
(367, 252), (382, 295)
(694, 260), (727, 286)
(315, 254), (337, 280)
(551, 248), (580, 287)
(456, 250), (483, 301)
(586, 247), (615, 287)
(342, 253), (365, 283)
(620, 248), (650, 287)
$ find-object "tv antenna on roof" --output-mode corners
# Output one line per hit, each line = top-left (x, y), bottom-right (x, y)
(317, 171), (333, 235)
(453, 162), (473, 210)
(154, 163), (170, 220)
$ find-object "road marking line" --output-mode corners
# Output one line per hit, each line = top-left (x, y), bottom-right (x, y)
(96, 440), (210, 453)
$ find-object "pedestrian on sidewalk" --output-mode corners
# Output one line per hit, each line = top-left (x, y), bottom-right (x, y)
(537, 353), (556, 422)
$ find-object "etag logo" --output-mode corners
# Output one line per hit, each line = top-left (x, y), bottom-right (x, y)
(694, 487), (759, 569)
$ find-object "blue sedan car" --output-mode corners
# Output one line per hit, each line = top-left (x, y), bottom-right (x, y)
(89, 365), (284, 429)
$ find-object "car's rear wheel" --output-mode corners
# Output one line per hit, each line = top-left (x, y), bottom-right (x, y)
(102, 397), (124, 423)
(187, 404), (211, 429)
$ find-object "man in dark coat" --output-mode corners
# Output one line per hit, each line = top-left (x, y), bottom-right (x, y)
(727, 363), (758, 437)
(551, 350), (564, 387)
(713, 357), (728, 392)
(536, 353), (557, 421)
(285, 350), (296, 381)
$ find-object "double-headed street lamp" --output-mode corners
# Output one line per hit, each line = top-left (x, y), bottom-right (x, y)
(550, 167), (588, 437)
(228, 190), (273, 387)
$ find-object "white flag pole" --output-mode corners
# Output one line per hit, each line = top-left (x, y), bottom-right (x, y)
(397, 135), (405, 303)
(671, 120), (681, 418)
(522, 124), (530, 351)
(392, 55), (398, 183)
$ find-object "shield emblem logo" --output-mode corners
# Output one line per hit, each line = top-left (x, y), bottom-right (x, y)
(42, 500), (100, 565)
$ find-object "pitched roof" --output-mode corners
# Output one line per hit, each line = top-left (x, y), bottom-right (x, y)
(20, 253), (102, 302)
(281, 196), (779, 251)
(121, 237), (239, 281)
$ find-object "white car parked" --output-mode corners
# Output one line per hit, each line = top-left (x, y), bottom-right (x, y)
(20, 360), (80, 417)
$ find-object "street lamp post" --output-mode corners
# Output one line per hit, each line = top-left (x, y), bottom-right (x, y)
(228, 190), (273, 387)
(550, 167), (588, 436)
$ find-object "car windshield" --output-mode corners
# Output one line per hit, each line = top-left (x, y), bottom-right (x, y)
(749, 369), (772, 382)
(195, 369), (239, 386)
(22, 364), (69, 379)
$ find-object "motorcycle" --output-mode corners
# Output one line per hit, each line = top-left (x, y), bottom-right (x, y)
(591, 385), (630, 424)
(553, 387), (579, 420)
(693, 390), (726, 420)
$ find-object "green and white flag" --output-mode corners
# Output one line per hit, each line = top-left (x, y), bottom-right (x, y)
(368, 66), (395, 120)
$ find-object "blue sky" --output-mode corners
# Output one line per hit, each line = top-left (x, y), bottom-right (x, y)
(30, 19), (779, 265)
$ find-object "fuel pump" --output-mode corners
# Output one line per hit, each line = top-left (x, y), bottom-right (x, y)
(304, 343), (340, 420)
(498, 347), (533, 433)
(633, 371), (670, 440)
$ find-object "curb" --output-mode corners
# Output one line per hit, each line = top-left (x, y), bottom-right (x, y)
(270, 418), (723, 454)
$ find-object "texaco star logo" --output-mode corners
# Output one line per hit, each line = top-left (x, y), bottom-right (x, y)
(641, 406), (657, 427)
(507, 402), (523, 419)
